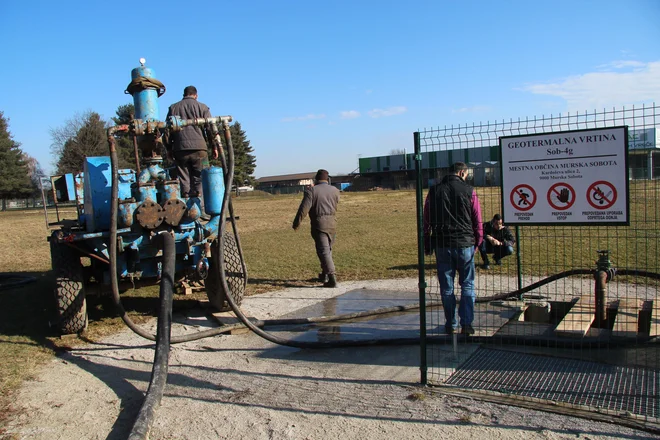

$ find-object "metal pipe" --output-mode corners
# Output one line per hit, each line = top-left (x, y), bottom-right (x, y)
(40, 177), (50, 231)
(594, 271), (608, 328)
(413, 131), (428, 385)
(515, 225), (522, 296)
(64, 242), (110, 265)
(167, 115), (232, 132)
(133, 135), (141, 180)
(50, 176), (61, 223)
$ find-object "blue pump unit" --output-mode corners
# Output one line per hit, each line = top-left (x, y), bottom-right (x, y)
(50, 59), (226, 279)
(46, 59), (241, 335)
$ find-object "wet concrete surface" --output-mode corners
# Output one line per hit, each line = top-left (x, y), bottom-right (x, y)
(267, 289), (425, 343)
(254, 289), (427, 383)
(264, 288), (520, 344)
(256, 289), (516, 380)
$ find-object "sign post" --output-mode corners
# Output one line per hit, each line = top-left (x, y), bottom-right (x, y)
(500, 126), (629, 226)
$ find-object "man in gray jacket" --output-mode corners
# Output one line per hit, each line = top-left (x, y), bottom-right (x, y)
(166, 86), (218, 203)
(292, 169), (340, 287)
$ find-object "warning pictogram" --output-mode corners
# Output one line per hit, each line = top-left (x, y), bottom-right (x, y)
(510, 184), (536, 211)
(547, 182), (575, 211)
(587, 181), (617, 210)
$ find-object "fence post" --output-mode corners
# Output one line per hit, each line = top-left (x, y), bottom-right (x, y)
(515, 225), (522, 297)
(414, 131), (428, 385)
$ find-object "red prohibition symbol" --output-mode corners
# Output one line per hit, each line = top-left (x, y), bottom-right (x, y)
(586, 181), (617, 210)
(547, 182), (575, 211)
(510, 184), (536, 211)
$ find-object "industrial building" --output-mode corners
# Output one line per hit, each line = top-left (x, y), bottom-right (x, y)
(255, 172), (355, 194)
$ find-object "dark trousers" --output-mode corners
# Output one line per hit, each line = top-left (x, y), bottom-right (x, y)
(312, 229), (336, 275)
(174, 150), (209, 198)
(479, 242), (514, 264)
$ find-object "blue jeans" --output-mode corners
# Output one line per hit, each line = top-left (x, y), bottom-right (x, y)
(435, 246), (476, 327)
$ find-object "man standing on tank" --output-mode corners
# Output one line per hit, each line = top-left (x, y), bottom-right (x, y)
(166, 86), (218, 219)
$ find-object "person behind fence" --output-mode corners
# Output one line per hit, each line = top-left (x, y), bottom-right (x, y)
(479, 213), (515, 270)
(292, 169), (340, 288)
(165, 85), (217, 220)
(423, 162), (483, 336)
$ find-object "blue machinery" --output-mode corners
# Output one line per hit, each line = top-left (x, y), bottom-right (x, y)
(48, 59), (246, 335)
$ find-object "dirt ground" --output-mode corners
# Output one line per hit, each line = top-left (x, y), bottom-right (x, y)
(3, 278), (657, 440)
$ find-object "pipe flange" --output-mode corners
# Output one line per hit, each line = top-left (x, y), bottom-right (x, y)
(163, 199), (187, 226)
(607, 268), (617, 282)
(136, 201), (164, 229)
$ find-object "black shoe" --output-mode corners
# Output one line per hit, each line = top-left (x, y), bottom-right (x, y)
(495, 259), (502, 266)
(323, 274), (338, 288)
(462, 325), (475, 335)
(445, 324), (455, 335)
(318, 273), (329, 283)
(482, 264), (490, 270)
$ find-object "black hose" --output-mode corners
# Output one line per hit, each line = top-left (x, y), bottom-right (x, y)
(617, 269), (660, 280)
(109, 138), (157, 341)
(476, 269), (594, 302)
(227, 197), (248, 285)
(128, 232), (175, 440)
(106, 130), (243, 343)
(0, 274), (37, 291)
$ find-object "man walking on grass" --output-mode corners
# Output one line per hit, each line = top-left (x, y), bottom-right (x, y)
(423, 162), (483, 335)
(292, 169), (340, 288)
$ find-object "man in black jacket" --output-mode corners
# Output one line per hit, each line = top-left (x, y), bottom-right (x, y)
(479, 214), (515, 269)
(423, 162), (483, 335)
(166, 86), (218, 203)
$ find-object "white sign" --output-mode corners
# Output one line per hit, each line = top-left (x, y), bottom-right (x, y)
(500, 126), (629, 225)
(629, 128), (657, 149)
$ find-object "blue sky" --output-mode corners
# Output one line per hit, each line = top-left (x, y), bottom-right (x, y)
(1, 0), (658, 178)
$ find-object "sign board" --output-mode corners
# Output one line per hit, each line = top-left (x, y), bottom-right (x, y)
(629, 128), (657, 150)
(500, 126), (629, 225)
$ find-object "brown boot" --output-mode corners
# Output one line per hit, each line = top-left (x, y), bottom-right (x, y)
(323, 274), (338, 288)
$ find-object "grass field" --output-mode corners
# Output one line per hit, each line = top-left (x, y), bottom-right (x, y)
(1, 185), (659, 431)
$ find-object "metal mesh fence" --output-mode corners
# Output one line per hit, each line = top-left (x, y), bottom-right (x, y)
(415, 104), (660, 422)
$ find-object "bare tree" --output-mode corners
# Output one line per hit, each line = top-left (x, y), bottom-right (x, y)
(22, 153), (46, 197)
(50, 111), (92, 161)
(389, 148), (405, 155)
(50, 111), (109, 174)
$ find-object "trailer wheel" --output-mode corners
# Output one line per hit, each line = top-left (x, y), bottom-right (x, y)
(206, 231), (246, 312)
(50, 235), (87, 334)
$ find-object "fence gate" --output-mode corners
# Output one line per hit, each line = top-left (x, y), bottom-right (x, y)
(415, 104), (660, 426)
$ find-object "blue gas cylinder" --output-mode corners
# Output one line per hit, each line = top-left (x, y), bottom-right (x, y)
(201, 167), (225, 215)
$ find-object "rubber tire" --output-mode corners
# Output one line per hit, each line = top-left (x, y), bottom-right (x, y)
(50, 237), (88, 334)
(205, 231), (246, 312)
